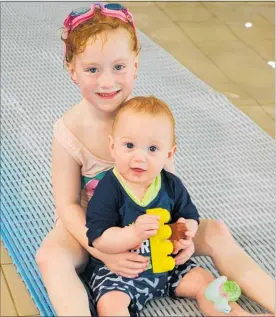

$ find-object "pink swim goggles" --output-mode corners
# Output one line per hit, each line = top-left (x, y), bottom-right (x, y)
(63, 2), (136, 39)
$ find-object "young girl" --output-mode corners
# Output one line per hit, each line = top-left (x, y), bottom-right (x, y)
(35, 3), (274, 316)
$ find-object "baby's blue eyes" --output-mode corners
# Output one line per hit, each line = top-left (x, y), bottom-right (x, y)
(126, 142), (134, 149)
(124, 143), (158, 152)
(149, 146), (158, 152)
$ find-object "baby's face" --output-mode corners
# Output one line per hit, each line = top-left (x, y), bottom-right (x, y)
(110, 110), (175, 186)
(70, 28), (138, 114)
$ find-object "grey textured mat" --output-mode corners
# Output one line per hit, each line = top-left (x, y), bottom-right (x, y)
(1, 2), (275, 316)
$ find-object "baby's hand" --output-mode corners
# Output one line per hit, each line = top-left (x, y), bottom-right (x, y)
(172, 236), (194, 255)
(134, 214), (160, 241)
(171, 218), (195, 255)
(174, 240), (195, 265)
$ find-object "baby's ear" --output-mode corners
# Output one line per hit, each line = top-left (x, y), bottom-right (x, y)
(168, 144), (177, 159)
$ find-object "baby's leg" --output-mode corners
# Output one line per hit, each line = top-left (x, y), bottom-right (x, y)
(97, 291), (131, 316)
(175, 267), (273, 316)
(36, 219), (90, 316)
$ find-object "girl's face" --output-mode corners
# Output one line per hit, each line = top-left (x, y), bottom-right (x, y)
(69, 28), (138, 115)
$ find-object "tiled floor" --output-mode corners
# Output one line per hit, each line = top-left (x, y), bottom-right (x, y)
(1, 1), (275, 316)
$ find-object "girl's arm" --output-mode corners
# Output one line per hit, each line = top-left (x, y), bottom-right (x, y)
(51, 137), (105, 261)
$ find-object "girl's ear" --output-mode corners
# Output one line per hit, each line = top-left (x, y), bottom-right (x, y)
(134, 54), (139, 78)
(108, 135), (115, 158)
(67, 62), (78, 84)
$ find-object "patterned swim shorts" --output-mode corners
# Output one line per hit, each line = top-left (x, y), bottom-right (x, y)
(85, 259), (197, 316)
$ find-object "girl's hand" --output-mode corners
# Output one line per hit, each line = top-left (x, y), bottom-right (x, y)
(101, 251), (149, 278)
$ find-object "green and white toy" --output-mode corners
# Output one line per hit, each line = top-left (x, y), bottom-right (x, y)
(204, 276), (241, 314)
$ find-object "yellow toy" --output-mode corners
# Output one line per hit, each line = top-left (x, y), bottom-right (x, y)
(146, 208), (175, 273)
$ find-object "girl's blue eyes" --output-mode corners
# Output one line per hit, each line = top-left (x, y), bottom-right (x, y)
(124, 143), (158, 152)
(88, 65), (125, 73)
(88, 67), (98, 73)
(114, 64), (124, 71)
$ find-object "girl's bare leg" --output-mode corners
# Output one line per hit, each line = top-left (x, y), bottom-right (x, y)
(175, 267), (273, 316)
(193, 219), (275, 313)
(97, 291), (131, 316)
(36, 219), (90, 316)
